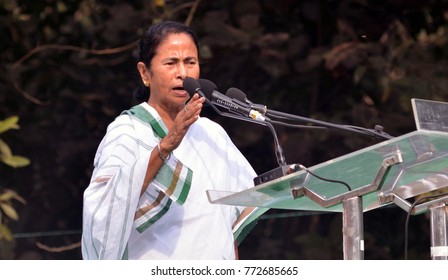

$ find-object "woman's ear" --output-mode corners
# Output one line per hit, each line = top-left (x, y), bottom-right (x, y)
(137, 62), (150, 87)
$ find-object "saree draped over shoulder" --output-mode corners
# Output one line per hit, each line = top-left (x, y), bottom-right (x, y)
(82, 102), (264, 259)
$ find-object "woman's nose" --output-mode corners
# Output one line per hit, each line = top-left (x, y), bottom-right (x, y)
(177, 63), (187, 79)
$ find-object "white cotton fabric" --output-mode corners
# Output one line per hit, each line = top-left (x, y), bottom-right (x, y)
(82, 102), (256, 259)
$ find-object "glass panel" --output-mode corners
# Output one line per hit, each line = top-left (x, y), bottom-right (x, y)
(412, 98), (448, 133)
(207, 130), (448, 213)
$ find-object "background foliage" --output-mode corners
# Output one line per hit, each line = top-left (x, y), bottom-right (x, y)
(1, 0), (448, 259)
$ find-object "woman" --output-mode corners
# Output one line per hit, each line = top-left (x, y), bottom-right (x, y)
(81, 21), (260, 259)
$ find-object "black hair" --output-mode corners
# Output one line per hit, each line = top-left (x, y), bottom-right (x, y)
(133, 21), (200, 103)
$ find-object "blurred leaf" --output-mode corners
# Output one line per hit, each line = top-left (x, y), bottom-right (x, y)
(0, 116), (19, 134)
(1, 155), (31, 168)
(0, 189), (26, 204)
(0, 202), (19, 221)
(56, 1), (68, 13)
(0, 139), (13, 159)
(353, 65), (367, 84)
(0, 190), (16, 202)
(155, 0), (165, 7)
(0, 224), (14, 241)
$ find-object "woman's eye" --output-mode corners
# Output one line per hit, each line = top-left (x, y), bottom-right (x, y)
(185, 59), (197, 65)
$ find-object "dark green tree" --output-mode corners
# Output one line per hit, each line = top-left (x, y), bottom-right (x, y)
(1, 0), (447, 259)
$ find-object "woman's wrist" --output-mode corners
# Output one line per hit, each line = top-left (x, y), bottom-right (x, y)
(157, 140), (171, 161)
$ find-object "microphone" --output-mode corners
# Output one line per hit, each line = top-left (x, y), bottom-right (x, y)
(183, 76), (204, 96)
(196, 79), (289, 182)
(196, 79), (268, 122)
(198, 78), (218, 94)
(183, 77), (224, 114)
(184, 77), (289, 184)
(183, 77), (259, 123)
(226, 87), (267, 115)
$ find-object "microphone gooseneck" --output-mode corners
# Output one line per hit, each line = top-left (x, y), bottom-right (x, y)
(184, 78), (379, 188)
(227, 87), (268, 115)
(192, 78), (287, 168)
(227, 86), (393, 140)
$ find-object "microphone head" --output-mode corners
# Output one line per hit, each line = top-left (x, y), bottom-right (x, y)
(197, 79), (217, 100)
(183, 77), (201, 96)
(226, 87), (247, 102)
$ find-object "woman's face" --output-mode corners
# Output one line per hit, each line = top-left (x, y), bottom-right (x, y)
(141, 33), (200, 111)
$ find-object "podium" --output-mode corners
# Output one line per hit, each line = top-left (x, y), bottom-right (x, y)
(207, 99), (448, 259)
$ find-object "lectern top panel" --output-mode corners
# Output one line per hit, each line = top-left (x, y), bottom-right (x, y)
(207, 130), (448, 212)
(412, 98), (448, 133)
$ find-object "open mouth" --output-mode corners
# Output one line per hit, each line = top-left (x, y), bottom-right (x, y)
(172, 86), (189, 97)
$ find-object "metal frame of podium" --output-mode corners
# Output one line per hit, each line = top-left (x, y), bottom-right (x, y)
(207, 98), (448, 260)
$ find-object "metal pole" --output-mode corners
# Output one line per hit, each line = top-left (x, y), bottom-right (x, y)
(429, 203), (448, 260)
(342, 196), (364, 260)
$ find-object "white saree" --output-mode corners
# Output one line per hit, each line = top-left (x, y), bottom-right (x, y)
(82, 102), (263, 259)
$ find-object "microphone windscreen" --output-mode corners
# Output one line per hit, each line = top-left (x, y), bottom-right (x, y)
(198, 79), (217, 100)
(226, 87), (247, 101)
(183, 77), (200, 96)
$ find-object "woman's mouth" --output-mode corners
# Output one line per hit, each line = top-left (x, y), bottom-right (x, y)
(172, 86), (188, 96)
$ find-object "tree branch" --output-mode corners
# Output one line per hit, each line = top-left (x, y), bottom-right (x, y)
(185, 0), (202, 26)
(12, 41), (138, 69)
(11, 41), (138, 105)
(36, 241), (81, 253)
